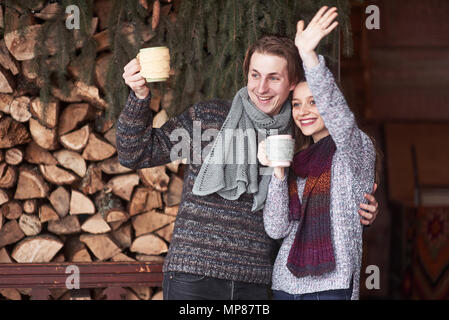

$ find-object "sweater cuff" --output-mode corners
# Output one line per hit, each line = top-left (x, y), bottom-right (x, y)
(129, 89), (152, 104)
(303, 54), (326, 75)
(270, 171), (288, 185)
(125, 90), (152, 119)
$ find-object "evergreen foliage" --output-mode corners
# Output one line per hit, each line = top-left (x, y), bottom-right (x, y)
(103, 0), (149, 120)
(164, 0), (358, 117)
(2, 0), (360, 120)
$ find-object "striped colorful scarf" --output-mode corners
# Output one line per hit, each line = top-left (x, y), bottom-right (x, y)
(287, 135), (336, 277)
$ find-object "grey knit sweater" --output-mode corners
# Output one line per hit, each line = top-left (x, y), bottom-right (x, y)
(116, 91), (276, 285)
(263, 56), (376, 299)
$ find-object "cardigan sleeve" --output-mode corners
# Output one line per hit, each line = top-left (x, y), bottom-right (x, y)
(116, 91), (195, 169)
(263, 172), (294, 239)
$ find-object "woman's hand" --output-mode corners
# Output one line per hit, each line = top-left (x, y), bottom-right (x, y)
(295, 6), (339, 68)
(257, 140), (271, 167)
(123, 58), (150, 100)
(258, 140), (286, 180)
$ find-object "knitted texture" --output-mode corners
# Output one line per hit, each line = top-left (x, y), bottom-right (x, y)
(262, 55), (376, 299)
(116, 91), (276, 284)
(192, 87), (292, 212)
(287, 135), (336, 277)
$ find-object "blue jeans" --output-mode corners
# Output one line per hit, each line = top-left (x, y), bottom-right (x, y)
(163, 271), (270, 300)
(273, 283), (353, 300)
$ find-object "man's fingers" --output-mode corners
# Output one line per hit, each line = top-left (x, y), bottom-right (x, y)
(359, 209), (373, 220)
(124, 59), (138, 72)
(360, 203), (376, 213)
(311, 6), (329, 23)
(364, 192), (377, 204)
(123, 59), (141, 77)
(127, 72), (145, 82)
(131, 78), (147, 87)
(296, 20), (305, 34)
(360, 218), (370, 226)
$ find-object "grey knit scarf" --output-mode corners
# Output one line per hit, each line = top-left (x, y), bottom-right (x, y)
(192, 87), (292, 211)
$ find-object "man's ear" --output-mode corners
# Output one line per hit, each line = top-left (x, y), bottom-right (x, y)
(289, 82), (296, 91)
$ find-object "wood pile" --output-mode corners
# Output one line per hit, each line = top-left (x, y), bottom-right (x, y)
(0, 0), (177, 300)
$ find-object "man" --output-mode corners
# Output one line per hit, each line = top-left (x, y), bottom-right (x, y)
(117, 7), (378, 300)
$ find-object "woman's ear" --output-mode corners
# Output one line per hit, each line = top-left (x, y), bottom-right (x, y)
(289, 82), (296, 91)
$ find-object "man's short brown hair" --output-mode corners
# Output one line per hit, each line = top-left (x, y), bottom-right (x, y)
(243, 35), (303, 85)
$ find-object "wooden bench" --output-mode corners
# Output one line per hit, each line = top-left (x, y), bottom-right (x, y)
(0, 261), (163, 300)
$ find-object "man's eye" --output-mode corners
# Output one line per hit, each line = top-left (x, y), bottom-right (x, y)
(251, 73), (259, 78)
(270, 77), (280, 81)
(310, 100), (315, 105)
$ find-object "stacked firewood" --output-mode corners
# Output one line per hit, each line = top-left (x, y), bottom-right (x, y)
(0, 1), (178, 300)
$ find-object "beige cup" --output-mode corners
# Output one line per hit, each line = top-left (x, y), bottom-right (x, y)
(266, 135), (295, 167)
(137, 46), (170, 82)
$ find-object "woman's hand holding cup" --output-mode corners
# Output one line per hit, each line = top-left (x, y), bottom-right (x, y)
(258, 135), (295, 180)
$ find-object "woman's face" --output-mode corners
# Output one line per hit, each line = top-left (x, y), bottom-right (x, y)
(292, 82), (329, 143)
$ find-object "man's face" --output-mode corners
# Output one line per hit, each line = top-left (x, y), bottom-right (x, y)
(247, 52), (295, 116)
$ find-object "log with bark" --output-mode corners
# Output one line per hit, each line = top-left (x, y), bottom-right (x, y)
(0, 116), (31, 148)
(18, 213), (42, 236)
(81, 213), (111, 234)
(80, 234), (121, 261)
(14, 166), (49, 199)
(39, 204), (59, 223)
(11, 234), (63, 263)
(1, 200), (22, 220)
(22, 199), (37, 214)
(131, 210), (175, 237)
(5, 147), (24, 165)
(70, 189), (95, 215)
(0, 162), (17, 188)
(49, 186), (70, 218)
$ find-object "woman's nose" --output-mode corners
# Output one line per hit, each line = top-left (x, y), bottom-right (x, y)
(294, 105), (309, 116)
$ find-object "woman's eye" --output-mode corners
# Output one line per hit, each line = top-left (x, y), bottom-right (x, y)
(251, 73), (259, 78)
(293, 103), (301, 107)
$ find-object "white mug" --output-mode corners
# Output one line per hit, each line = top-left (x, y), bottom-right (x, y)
(265, 135), (295, 167)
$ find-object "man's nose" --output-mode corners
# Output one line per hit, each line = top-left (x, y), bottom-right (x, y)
(257, 78), (269, 93)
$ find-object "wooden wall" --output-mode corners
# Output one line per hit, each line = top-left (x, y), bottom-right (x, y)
(341, 0), (449, 299)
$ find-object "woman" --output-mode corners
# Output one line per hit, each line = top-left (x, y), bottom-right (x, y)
(258, 7), (377, 300)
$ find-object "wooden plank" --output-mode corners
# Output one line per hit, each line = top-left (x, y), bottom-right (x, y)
(0, 262), (163, 289)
